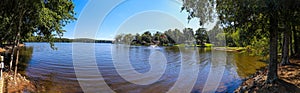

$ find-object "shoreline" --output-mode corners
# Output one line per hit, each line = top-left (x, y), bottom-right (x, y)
(235, 59), (300, 92)
(0, 44), (26, 53)
(0, 44), (35, 92)
(2, 72), (35, 93)
(213, 47), (246, 52)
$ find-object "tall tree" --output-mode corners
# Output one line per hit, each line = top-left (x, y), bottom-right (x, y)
(294, 26), (300, 55)
(281, 28), (291, 65)
(182, 0), (297, 83)
(183, 28), (194, 42)
(141, 31), (153, 45)
(195, 28), (208, 46)
(181, 0), (215, 25)
(280, 0), (300, 65)
(0, 0), (76, 79)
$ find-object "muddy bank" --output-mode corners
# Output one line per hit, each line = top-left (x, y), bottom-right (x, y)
(2, 72), (35, 93)
(235, 59), (300, 93)
(0, 48), (5, 53)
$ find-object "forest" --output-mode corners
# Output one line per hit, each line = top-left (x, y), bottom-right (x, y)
(114, 28), (212, 46)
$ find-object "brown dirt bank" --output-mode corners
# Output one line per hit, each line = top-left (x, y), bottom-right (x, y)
(3, 72), (35, 93)
(235, 59), (300, 93)
(0, 44), (25, 53)
(0, 48), (5, 53)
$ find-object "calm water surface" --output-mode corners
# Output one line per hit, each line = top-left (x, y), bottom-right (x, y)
(21, 43), (266, 93)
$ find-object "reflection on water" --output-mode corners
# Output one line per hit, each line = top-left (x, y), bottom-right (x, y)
(18, 47), (34, 75)
(0, 46), (33, 74)
(230, 54), (266, 78)
(22, 43), (266, 92)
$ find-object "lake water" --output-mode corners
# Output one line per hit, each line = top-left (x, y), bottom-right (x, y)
(20, 43), (266, 93)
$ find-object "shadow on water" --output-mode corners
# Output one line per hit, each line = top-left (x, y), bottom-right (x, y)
(0, 46), (33, 75)
(18, 47), (34, 75)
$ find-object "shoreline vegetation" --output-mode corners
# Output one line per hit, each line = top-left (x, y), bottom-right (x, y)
(113, 28), (213, 47)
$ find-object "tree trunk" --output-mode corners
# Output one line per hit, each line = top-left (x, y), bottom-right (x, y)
(9, 45), (15, 71)
(280, 29), (290, 65)
(294, 28), (299, 56)
(13, 32), (20, 80)
(266, 15), (278, 83)
(14, 49), (19, 79)
(290, 28), (294, 56)
(278, 32), (283, 52)
(14, 7), (23, 79)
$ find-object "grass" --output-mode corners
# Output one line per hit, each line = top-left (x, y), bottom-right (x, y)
(204, 43), (213, 47)
(226, 47), (246, 51)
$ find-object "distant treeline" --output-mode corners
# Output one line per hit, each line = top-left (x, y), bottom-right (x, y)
(72, 38), (112, 43)
(24, 37), (112, 43)
(113, 28), (221, 46)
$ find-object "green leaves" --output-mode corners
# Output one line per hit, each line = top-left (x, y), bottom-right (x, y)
(182, 0), (216, 26)
(0, 0), (75, 48)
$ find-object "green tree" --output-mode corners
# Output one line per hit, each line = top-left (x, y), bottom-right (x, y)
(195, 28), (209, 46)
(182, 0), (293, 83)
(0, 0), (75, 79)
(159, 33), (169, 45)
(153, 31), (162, 44)
(279, 0), (300, 65)
(114, 34), (123, 44)
(215, 0), (280, 83)
(141, 31), (152, 45)
(183, 28), (194, 42)
(181, 0), (215, 25)
(174, 29), (185, 44)
(133, 33), (142, 45)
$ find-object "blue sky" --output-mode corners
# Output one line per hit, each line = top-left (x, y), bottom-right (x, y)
(64, 0), (204, 40)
